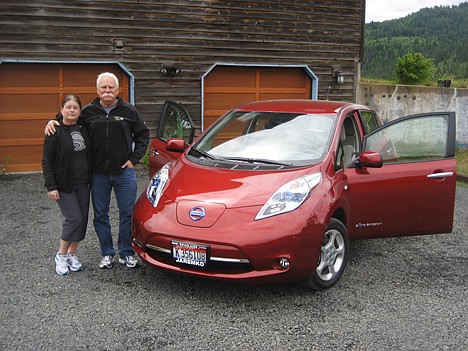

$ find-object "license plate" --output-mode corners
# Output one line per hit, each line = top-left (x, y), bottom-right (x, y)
(171, 241), (209, 268)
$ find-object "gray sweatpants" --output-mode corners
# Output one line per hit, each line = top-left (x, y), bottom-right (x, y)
(57, 184), (90, 242)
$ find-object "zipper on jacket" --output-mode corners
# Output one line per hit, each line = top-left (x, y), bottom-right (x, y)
(106, 114), (109, 170)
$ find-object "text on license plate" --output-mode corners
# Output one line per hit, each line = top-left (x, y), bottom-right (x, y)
(171, 241), (209, 267)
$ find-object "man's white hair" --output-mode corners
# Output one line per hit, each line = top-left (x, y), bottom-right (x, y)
(96, 72), (119, 88)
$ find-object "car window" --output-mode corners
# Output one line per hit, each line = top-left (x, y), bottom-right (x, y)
(364, 114), (451, 163)
(157, 101), (195, 144)
(336, 116), (360, 170)
(358, 111), (380, 134)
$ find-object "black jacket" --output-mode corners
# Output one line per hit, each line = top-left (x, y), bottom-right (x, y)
(80, 97), (149, 175)
(42, 121), (91, 192)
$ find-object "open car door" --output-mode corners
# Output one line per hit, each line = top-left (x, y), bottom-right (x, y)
(149, 101), (195, 178)
(346, 112), (456, 239)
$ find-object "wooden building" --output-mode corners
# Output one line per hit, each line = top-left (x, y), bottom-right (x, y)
(0, 0), (366, 172)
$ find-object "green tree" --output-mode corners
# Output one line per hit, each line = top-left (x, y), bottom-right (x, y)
(395, 53), (435, 85)
(362, 3), (468, 81)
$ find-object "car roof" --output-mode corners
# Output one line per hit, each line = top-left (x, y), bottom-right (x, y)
(234, 99), (354, 114)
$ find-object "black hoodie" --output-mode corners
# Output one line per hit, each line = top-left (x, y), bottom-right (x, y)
(42, 120), (91, 192)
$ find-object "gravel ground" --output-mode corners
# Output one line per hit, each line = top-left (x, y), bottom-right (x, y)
(1, 170), (467, 351)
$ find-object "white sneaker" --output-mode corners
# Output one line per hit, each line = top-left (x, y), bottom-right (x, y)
(99, 255), (113, 269)
(118, 255), (139, 268)
(55, 252), (69, 276)
(67, 253), (83, 272)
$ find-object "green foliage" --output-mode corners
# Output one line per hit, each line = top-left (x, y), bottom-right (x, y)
(363, 3), (468, 83)
(140, 147), (149, 169)
(1, 154), (11, 175)
(395, 53), (435, 84)
(452, 78), (468, 88)
(456, 149), (468, 186)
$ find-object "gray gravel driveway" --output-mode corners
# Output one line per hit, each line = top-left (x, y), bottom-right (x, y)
(1, 170), (467, 350)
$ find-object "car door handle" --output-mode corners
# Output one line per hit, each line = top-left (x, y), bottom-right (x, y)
(151, 149), (160, 156)
(427, 172), (453, 179)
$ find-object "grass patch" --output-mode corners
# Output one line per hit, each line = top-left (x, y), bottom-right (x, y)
(456, 148), (468, 176)
(360, 78), (468, 88)
(456, 149), (468, 187)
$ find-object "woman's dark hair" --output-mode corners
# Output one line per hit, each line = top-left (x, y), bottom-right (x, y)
(55, 94), (82, 121)
(61, 94), (82, 109)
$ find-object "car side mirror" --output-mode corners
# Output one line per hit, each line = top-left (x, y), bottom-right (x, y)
(357, 151), (383, 168)
(166, 138), (186, 153)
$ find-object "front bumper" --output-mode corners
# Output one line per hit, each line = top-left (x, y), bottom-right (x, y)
(132, 194), (325, 284)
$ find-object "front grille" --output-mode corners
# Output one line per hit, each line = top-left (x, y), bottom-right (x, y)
(146, 244), (254, 274)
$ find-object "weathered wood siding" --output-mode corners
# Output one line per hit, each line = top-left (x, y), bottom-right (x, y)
(0, 0), (365, 132)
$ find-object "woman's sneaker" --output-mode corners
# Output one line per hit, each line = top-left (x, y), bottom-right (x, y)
(67, 253), (83, 272)
(99, 255), (113, 269)
(118, 255), (139, 268)
(55, 252), (69, 276)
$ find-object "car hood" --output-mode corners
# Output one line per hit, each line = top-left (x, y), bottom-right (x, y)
(162, 157), (322, 208)
(157, 158), (322, 228)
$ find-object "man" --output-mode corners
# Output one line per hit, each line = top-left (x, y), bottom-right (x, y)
(46, 72), (149, 269)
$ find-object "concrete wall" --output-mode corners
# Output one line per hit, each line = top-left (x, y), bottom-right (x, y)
(357, 83), (468, 148)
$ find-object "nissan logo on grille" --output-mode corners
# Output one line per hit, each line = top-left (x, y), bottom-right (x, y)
(189, 207), (206, 221)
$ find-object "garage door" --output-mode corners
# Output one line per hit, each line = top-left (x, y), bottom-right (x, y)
(0, 63), (129, 173)
(203, 65), (313, 130)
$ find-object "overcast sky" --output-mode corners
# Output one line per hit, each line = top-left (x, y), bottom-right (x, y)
(365, 0), (466, 22)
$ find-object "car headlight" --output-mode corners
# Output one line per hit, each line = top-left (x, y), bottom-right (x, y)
(255, 173), (322, 220)
(147, 164), (170, 207)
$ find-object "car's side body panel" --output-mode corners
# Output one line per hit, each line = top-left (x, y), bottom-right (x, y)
(346, 159), (456, 239)
(149, 137), (180, 178)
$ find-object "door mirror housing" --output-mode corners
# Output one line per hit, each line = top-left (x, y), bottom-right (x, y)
(357, 152), (383, 168)
(166, 138), (186, 153)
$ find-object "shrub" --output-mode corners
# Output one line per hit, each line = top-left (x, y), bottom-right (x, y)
(395, 53), (435, 85)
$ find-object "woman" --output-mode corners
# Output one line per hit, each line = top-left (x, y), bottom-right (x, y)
(42, 94), (91, 276)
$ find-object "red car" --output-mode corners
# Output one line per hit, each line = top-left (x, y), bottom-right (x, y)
(133, 100), (456, 290)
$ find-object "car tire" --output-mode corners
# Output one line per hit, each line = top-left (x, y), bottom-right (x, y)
(303, 218), (349, 290)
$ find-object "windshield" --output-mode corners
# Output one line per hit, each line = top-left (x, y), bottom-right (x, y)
(191, 110), (336, 167)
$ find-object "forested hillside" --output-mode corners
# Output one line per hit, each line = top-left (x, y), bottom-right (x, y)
(362, 2), (468, 80)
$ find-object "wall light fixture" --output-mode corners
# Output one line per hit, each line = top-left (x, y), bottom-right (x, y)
(160, 65), (181, 76)
(332, 68), (345, 84)
(112, 38), (125, 50)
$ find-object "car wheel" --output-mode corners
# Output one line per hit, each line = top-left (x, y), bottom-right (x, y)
(303, 218), (349, 290)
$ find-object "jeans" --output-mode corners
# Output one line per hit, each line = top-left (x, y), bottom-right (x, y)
(91, 168), (137, 257)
